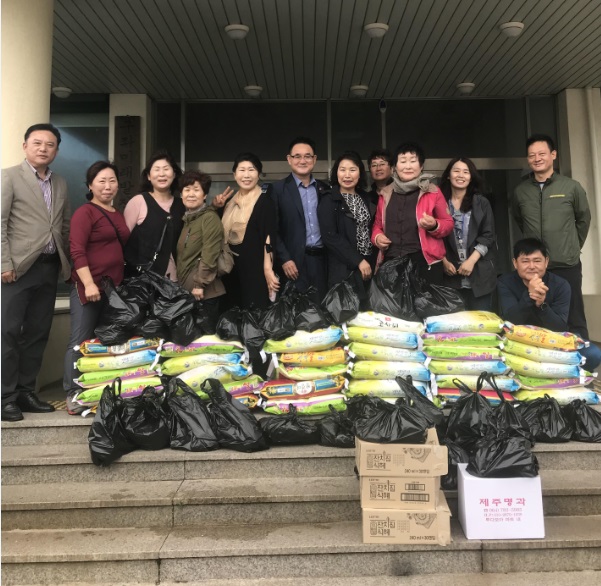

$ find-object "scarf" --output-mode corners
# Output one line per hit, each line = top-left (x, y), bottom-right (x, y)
(392, 171), (436, 194)
(221, 186), (262, 245)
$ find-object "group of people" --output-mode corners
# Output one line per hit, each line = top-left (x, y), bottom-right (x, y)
(1, 123), (599, 422)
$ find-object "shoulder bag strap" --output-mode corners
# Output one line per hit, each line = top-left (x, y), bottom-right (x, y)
(89, 203), (126, 249)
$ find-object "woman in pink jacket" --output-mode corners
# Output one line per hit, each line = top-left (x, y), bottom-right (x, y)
(371, 142), (453, 285)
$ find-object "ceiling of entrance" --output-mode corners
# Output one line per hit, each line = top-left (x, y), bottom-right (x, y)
(52, 0), (601, 101)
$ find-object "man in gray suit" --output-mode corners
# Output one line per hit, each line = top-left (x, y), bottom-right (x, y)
(1, 123), (71, 421)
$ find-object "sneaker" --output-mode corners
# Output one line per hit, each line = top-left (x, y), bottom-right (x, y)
(66, 391), (86, 416)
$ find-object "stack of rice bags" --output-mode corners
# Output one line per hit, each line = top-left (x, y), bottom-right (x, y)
(503, 324), (599, 405)
(72, 337), (162, 413)
(260, 326), (347, 415)
(344, 311), (430, 402)
(423, 311), (519, 405)
(157, 335), (262, 408)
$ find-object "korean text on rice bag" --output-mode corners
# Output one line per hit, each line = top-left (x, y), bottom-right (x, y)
(75, 350), (157, 373)
(160, 353), (244, 376)
(437, 388), (515, 406)
(279, 347), (346, 367)
(424, 346), (503, 361)
(427, 359), (509, 376)
(503, 354), (583, 379)
(503, 339), (583, 365)
(75, 365), (157, 388)
(434, 374), (521, 393)
(346, 342), (426, 363)
(345, 379), (429, 398)
(261, 393), (346, 416)
(76, 337), (161, 356)
(263, 327), (343, 354)
(503, 324), (585, 351)
(347, 311), (424, 334)
(177, 364), (249, 392)
(276, 363), (348, 381)
(425, 311), (504, 334)
(421, 332), (503, 348)
(260, 376), (346, 400)
(75, 377), (162, 404)
(515, 388), (600, 405)
(222, 375), (265, 397)
(160, 335), (245, 357)
(348, 361), (431, 381)
(516, 375), (594, 390)
(346, 326), (419, 349)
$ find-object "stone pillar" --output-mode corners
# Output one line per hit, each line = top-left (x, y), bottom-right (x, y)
(557, 88), (601, 341)
(1, 0), (55, 167)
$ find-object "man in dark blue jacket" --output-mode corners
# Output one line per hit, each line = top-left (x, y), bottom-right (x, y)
(271, 137), (330, 301)
(498, 237), (600, 370)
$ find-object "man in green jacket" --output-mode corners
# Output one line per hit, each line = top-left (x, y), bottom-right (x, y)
(511, 133), (591, 339)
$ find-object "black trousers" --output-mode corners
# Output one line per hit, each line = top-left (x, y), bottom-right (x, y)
(280, 252), (328, 303)
(1, 257), (59, 405)
(549, 262), (589, 340)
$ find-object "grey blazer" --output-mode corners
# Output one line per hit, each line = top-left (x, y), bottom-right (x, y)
(1, 160), (71, 280)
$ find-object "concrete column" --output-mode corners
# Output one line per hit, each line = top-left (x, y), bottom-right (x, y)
(1, 0), (55, 167)
(108, 94), (152, 170)
(557, 88), (601, 341)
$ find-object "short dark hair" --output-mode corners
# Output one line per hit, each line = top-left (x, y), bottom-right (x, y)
(368, 149), (392, 168)
(288, 136), (316, 154)
(85, 161), (119, 201)
(179, 170), (212, 194)
(513, 237), (549, 259)
(139, 150), (182, 194)
(24, 123), (62, 146)
(330, 151), (368, 191)
(439, 157), (485, 212)
(526, 134), (556, 152)
(232, 152), (263, 174)
(392, 142), (425, 167)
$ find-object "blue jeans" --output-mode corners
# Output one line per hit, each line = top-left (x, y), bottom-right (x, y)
(581, 341), (601, 372)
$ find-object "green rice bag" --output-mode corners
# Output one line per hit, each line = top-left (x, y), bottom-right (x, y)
(348, 361), (431, 381)
(176, 363), (249, 391)
(346, 327), (419, 349)
(347, 342), (426, 363)
(503, 339), (583, 365)
(75, 377), (161, 404)
(424, 346), (503, 361)
(347, 311), (424, 334)
(276, 363), (347, 381)
(503, 354), (581, 379)
(260, 393), (346, 416)
(425, 311), (504, 333)
(517, 375), (593, 389)
(160, 353), (244, 376)
(263, 327), (342, 354)
(75, 350), (156, 373)
(160, 335), (245, 357)
(74, 365), (156, 387)
(345, 379), (429, 398)
(427, 360), (508, 376)
(421, 332), (503, 347)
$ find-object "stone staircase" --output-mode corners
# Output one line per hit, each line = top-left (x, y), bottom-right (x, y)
(2, 411), (601, 585)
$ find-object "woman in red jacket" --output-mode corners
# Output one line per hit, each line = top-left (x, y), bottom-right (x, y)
(63, 161), (130, 415)
(371, 142), (453, 285)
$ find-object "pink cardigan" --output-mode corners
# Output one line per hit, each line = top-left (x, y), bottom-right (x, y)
(371, 183), (453, 267)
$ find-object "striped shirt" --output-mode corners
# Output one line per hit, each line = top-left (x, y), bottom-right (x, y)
(25, 160), (56, 253)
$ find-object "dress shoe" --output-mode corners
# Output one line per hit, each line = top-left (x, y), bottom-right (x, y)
(16, 392), (55, 413)
(2, 402), (24, 422)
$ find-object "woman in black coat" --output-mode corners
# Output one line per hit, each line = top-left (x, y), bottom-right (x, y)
(317, 151), (376, 302)
(440, 157), (497, 310)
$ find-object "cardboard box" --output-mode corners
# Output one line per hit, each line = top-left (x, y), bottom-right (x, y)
(457, 464), (545, 539)
(360, 475), (440, 509)
(362, 490), (451, 545)
(355, 428), (448, 477)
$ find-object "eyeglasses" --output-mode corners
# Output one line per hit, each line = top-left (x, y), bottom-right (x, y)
(288, 154), (316, 161)
(370, 162), (389, 169)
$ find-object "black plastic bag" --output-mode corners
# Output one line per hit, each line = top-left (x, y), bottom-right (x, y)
(152, 290), (195, 327)
(322, 277), (361, 325)
(166, 378), (219, 452)
(169, 313), (202, 347)
(193, 300), (217, 336)
(441, 438), (470, 490)
(216, 307), (242, 341)
(261, 281), (296, 340)
(95, 277), (143, 345)
(562, 399), (601, 443)
(517, 395), (572, 443)
(120, 386), (170, 450)
(203, 378), (268, 452)
(345, 395), (386, 423)
(88, 379), (137, 466)
(353, 398), (430, 444)
(318, 405), (355, 448)
(138, 316), (170, 340)
(445, 375), (493, 451)
(467, 435), (539, 478)
(293, 287), (329, 332)
(411, 278), (465, 319)
(395, 376), (444, 427)
(367, 257), (419, 320)
(259, 404), (319, 445)
(240, 308), (266, 360)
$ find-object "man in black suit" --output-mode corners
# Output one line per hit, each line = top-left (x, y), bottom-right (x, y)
(271, 137), (330, 301)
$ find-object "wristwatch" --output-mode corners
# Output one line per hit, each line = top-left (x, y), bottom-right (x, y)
(539, 302), (548, 310)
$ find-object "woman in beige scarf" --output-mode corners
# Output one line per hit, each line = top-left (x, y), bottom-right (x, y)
(221, 152), (279, 310)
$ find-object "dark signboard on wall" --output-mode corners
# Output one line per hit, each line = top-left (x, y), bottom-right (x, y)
(114, 115), (141, 210)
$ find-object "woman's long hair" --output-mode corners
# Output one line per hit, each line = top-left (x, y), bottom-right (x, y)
(439, 157), (483, 213)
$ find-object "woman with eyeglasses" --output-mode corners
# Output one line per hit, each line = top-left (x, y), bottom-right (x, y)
(439, 157), (497, 310)
(220, 152), (279, 310)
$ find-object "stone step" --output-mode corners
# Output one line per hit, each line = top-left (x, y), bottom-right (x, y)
(3, 516), (601, 584)
(3, 438), (601, 486)
(4, 469), (601, 531)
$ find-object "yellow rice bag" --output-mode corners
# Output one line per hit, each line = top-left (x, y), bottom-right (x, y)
(276, 363), (348, 381)
(279, 348), (346, 366)
(503, 354), (582, 379)
(504, 324), (585, 351)
(263, 327), (342, 354)
(347, 311), (424, 334)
